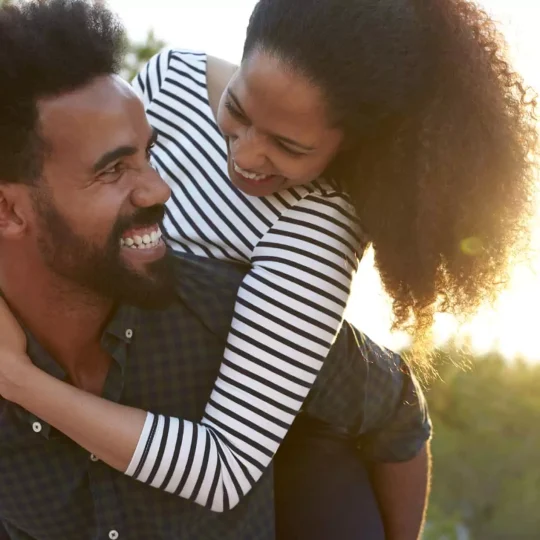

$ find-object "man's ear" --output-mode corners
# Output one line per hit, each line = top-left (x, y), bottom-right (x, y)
(0, 185), (29, 239)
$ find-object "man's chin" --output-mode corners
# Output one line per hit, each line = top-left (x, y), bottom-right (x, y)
(123, 287), (175, 310)
(118, 254), (176, 310)
(81, 248), (176, 310)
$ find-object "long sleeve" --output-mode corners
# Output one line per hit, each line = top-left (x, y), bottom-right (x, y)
(125, 191), (363, 511)
(128, 48), (366, 511)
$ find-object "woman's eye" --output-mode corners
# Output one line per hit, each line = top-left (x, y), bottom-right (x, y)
(225, 100), (248, 123)
(276, 141), (305, 157)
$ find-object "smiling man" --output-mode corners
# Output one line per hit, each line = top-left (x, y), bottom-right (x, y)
(32, 79), (172, 310)
(0, 1), (430, 539)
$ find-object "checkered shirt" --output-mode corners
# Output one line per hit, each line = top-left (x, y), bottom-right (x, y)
(0, 253), (430, 539)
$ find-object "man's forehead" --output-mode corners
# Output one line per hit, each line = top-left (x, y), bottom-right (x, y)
(39, 74), (137, 119)
(37, 75), (147, 163)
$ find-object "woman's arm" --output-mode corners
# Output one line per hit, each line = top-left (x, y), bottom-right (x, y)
(0, 190), (362, 512)
(0, 354), (144, 474)
(124, 189), (362, 509)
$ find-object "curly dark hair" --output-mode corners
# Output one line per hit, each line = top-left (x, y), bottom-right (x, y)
(0, 0), (126, 184)
(245, 0), (538, 366)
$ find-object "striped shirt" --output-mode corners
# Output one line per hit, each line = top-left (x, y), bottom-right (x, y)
(128, 48), (366, 512)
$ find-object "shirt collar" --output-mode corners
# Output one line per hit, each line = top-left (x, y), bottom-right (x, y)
(103, 303), (141, 344)
(18, 301), (141, 437)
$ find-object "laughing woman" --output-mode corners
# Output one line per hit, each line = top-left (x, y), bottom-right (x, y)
(0, 0), (536, 534)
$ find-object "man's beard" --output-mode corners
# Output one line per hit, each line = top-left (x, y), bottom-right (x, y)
(32, 192), (175, 310)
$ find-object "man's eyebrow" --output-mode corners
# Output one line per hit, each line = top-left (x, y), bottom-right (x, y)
(227, 90), (315, 152)
(92, 146), (136, 174)
(91, 130), (158, 173)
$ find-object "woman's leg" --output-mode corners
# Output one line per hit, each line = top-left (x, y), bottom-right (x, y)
(274, 416), (385, 540)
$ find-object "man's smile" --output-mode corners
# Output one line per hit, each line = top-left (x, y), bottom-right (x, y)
(120, 224), (166, 262)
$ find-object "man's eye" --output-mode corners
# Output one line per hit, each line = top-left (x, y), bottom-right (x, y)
(146, 142), (156, 160)
(99, 163), (124, 181)
(103, 164), (121, 175)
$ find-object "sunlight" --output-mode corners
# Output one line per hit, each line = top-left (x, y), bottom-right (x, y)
(346, 0), (540, 361)
(107, 0), (540, 361)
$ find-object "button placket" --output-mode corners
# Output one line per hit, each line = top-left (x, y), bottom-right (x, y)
(88, 461), (125, 540)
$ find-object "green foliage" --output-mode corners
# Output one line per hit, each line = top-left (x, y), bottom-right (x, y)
(122, 29), (166, 82)
(425, 349), (540, 539)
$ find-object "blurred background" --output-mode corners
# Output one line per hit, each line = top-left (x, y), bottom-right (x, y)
(14, 0), (540, 537)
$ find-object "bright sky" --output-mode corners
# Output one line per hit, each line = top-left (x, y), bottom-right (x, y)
(107, 0), (540, 360)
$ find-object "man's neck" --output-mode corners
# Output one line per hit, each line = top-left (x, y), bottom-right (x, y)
(0, 255), (112, 373)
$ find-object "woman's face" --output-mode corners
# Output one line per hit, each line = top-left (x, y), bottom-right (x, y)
(217, 50), (344, 197)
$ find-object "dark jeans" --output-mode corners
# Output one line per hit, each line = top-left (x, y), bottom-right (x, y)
(275, 416), (385, 540)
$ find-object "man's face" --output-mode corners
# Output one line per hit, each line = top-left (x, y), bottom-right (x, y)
(27, 75), (173, 307)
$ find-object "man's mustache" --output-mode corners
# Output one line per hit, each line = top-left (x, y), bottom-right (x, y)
(114, 205), (166, 237)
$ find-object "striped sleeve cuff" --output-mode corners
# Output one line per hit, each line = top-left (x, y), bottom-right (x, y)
(125, 412), (156, 476)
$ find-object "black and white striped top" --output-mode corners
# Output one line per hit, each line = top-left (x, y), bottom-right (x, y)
(127, 49), (365, 511)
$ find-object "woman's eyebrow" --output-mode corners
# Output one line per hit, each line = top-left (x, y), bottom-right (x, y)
(228, 89), (316, 152)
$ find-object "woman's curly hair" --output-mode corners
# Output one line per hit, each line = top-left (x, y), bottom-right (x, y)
(245, 0), (538, 369)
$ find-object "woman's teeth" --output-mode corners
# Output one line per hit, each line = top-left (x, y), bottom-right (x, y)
(120, 229), (162, 249)
(233, 161), (271, 182)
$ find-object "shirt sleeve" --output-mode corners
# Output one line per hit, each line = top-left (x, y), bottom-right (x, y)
(359, 359), (432, 462)
(125, 190), (363, 511)
(0, 522), (9, 540)
(303, 324), (432, 462)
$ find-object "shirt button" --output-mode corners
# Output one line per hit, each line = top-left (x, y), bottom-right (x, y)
(32, 422), (42, 433)
(125, 329), (133, 339)
(90, 454), (99, 462)
(109, 531), (119, 540)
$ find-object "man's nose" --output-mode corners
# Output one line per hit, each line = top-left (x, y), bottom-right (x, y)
(131, 164), (171, 209)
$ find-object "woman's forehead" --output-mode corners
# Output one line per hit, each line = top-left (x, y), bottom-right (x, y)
(235, 51), (332, 132)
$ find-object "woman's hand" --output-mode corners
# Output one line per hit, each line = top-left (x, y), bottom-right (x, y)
(0, 295), (27, 355)
(0, 295), (32, 401)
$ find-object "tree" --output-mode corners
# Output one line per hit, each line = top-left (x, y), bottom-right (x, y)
(425, 349), (540, 539)
(122, 29), (166, 82)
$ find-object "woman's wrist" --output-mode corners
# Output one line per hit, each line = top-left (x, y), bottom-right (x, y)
(0, 352), (39, 404)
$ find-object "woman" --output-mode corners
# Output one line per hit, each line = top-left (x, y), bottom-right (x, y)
(0, 0), (535, 535)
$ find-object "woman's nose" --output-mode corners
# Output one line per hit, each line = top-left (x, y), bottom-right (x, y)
(230, 129), (267, 171)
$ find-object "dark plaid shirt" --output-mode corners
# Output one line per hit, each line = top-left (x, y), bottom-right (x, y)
(0, 253), (430, 540)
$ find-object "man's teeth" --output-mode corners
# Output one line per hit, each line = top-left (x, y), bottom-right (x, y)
(120, 229), (162, 249)
(233, 161), (270, 181)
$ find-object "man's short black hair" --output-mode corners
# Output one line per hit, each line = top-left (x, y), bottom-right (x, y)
(0, 0), (126, 184)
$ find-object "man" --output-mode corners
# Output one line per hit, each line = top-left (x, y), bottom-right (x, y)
(0, 1), (430, 539)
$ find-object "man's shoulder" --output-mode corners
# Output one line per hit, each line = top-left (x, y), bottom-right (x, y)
(304, 323), (407, 435)
(171, 251), (247, 292)
(168, 251), (248, 338)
